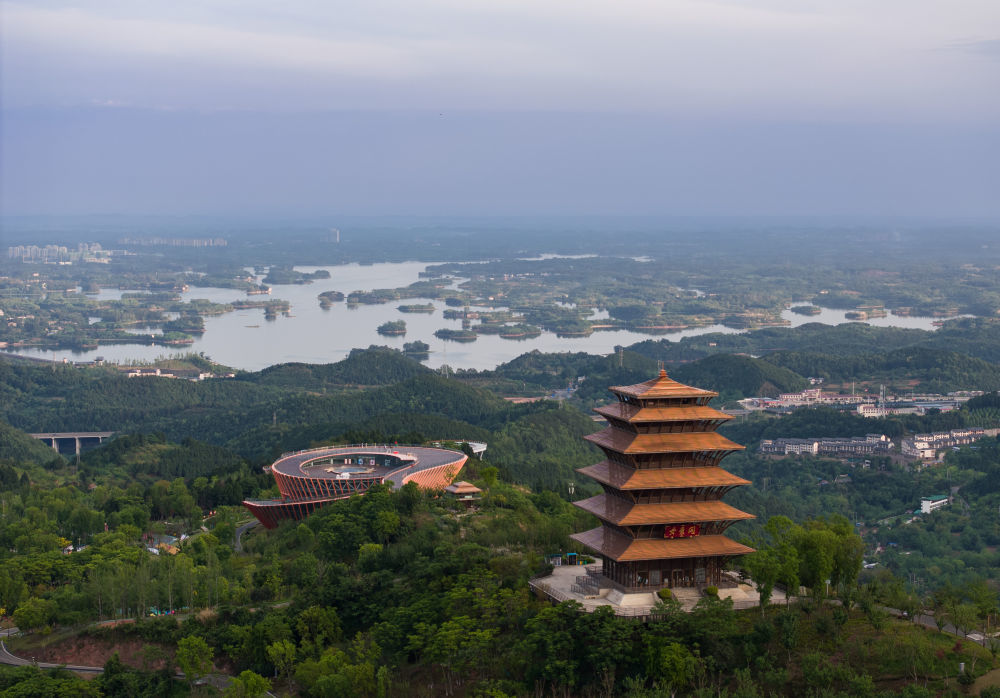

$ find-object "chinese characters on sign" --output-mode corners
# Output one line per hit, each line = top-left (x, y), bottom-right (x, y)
(664, 524), (700, 539)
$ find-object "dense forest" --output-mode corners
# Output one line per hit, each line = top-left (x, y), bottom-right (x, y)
(3, 333), (1000, 695)
(628, 318), (1000, 366)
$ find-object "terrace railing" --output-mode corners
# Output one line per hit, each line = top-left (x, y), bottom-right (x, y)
(279, 443), (412, 458)
(279, 442), (471, 459)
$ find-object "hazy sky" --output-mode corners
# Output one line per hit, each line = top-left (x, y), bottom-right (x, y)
(2, 0), (999, 218)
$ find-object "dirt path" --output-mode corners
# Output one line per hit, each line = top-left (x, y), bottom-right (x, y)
(975, 666), (1000, 693)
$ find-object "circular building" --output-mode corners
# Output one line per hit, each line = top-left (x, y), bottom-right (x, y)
(244, 444), (468, 528)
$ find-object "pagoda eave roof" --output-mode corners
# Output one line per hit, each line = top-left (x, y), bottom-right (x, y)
(571, 527), (755, 562)
(593, 404), (733, 423)
(445, 481), (482, 495)
(609, 370), (717, 399)
(574, 495), (755, 526)
(584, 428), (746, 455)
(577, 461), (751, 490)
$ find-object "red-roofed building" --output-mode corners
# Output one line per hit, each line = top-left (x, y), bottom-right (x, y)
(571, 370), (754, 590)
(445, 481), (483, 508)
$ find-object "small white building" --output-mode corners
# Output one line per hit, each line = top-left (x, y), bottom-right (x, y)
(920, 495), (949, 514)
(902, 438), (937, 459)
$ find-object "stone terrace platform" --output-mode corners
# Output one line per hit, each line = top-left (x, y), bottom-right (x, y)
(529, 563), (786, 616)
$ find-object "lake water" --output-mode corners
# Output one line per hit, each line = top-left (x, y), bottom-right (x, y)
(9, 263), (962, 371)
(779, 303), (967, 330)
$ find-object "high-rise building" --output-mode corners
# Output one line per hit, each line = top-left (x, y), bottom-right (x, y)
(571, 370), (754, 590)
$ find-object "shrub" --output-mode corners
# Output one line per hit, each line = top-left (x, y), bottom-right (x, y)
(657, 588), (674, 601)
(704, 585), (719, 597)
(12, 597), (55, 632)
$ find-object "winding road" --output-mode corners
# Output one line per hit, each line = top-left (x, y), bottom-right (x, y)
(1, 640), (104, 674)
(234, 519), (259, 553)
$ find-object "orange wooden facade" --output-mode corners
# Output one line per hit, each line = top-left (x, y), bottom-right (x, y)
(244, 446), (467, 529)
(571, 370), (754, 590)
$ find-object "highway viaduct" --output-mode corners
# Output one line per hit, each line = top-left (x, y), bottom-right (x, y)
(28, 432), (115, 456)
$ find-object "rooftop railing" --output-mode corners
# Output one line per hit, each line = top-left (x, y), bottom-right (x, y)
(278, 441), (476, 460)
(279, 443), (423, 459)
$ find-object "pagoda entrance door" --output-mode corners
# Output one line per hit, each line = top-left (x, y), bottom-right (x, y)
(672, 570), (684, 587)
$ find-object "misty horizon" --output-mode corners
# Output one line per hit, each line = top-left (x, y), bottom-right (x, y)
(2, 1), (999, 221)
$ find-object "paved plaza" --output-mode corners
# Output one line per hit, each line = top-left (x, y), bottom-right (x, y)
(530, 563), (789, 616)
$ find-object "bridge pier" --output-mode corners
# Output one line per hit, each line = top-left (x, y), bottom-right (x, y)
(29, 432), (114, 457)
(44, 436), (80, 453)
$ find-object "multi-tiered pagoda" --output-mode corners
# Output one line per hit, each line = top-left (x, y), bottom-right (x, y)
(571, 370), (754, 590)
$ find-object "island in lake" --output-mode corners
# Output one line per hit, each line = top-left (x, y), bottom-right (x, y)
(398, 303), (435, 313)
(789, 305), (822, 316)
(318, 290), (345, 308)
(434, 328), (478, 342)
(402, 340), (430, 361)
(377, 320), (407, 336)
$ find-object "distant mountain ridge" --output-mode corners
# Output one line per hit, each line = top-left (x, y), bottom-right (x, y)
(763, 347), (1000, 392)
(670, 354), (809, 398)
(628, 317), (1000, 363)
(240, 345), (431, 389)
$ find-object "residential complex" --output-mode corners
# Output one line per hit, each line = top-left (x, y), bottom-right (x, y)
(740, 388), (980, 417)
(759, 434), (893, 457)
(901, 428), (997, 459)
(7, 243), (115, 264)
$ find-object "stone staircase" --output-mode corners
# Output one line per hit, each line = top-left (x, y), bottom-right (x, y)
(669, 586), (704, 610)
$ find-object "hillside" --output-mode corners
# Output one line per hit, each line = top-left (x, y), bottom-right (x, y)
(671, 353), (809, 398)
(5, 345), (1000, 695)
(4, 470), (996, 697)
(240, 346), (431, 390)
(627, 316), (1000, 363)
(628, 322), (931, 362)
(0, 357), (512, 459)
(78, 432), (250, 484)
(488, 406), (602, 490)
(0, 419), (65, 468)
(763, 347), (1000, 392)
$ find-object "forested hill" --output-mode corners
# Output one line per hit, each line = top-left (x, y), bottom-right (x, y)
(485, 323), (1000, 404)
(671, 354), (809, 398)
(7, 343), (1000, 695)
(627, 316), (1000, 363)
(4, 333), (999, 451)
(493, 349), (656, 398)
(239, 346), (431, 390)
(0, 360), (285, 439)
(492, 350), (808, 403)
(0, 356), (599, 486)
(0, 359), (497, 434)
(0, 420), (65, 484)
(78, 432), (249, 483)
(762, 347), (1000, 392)
(620, 320), (1000, 397)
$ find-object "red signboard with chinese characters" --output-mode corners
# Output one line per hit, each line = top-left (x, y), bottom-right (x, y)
(664, 524), (700, 539)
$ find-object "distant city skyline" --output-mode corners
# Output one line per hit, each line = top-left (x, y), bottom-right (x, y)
(2, 1), (998, 219)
